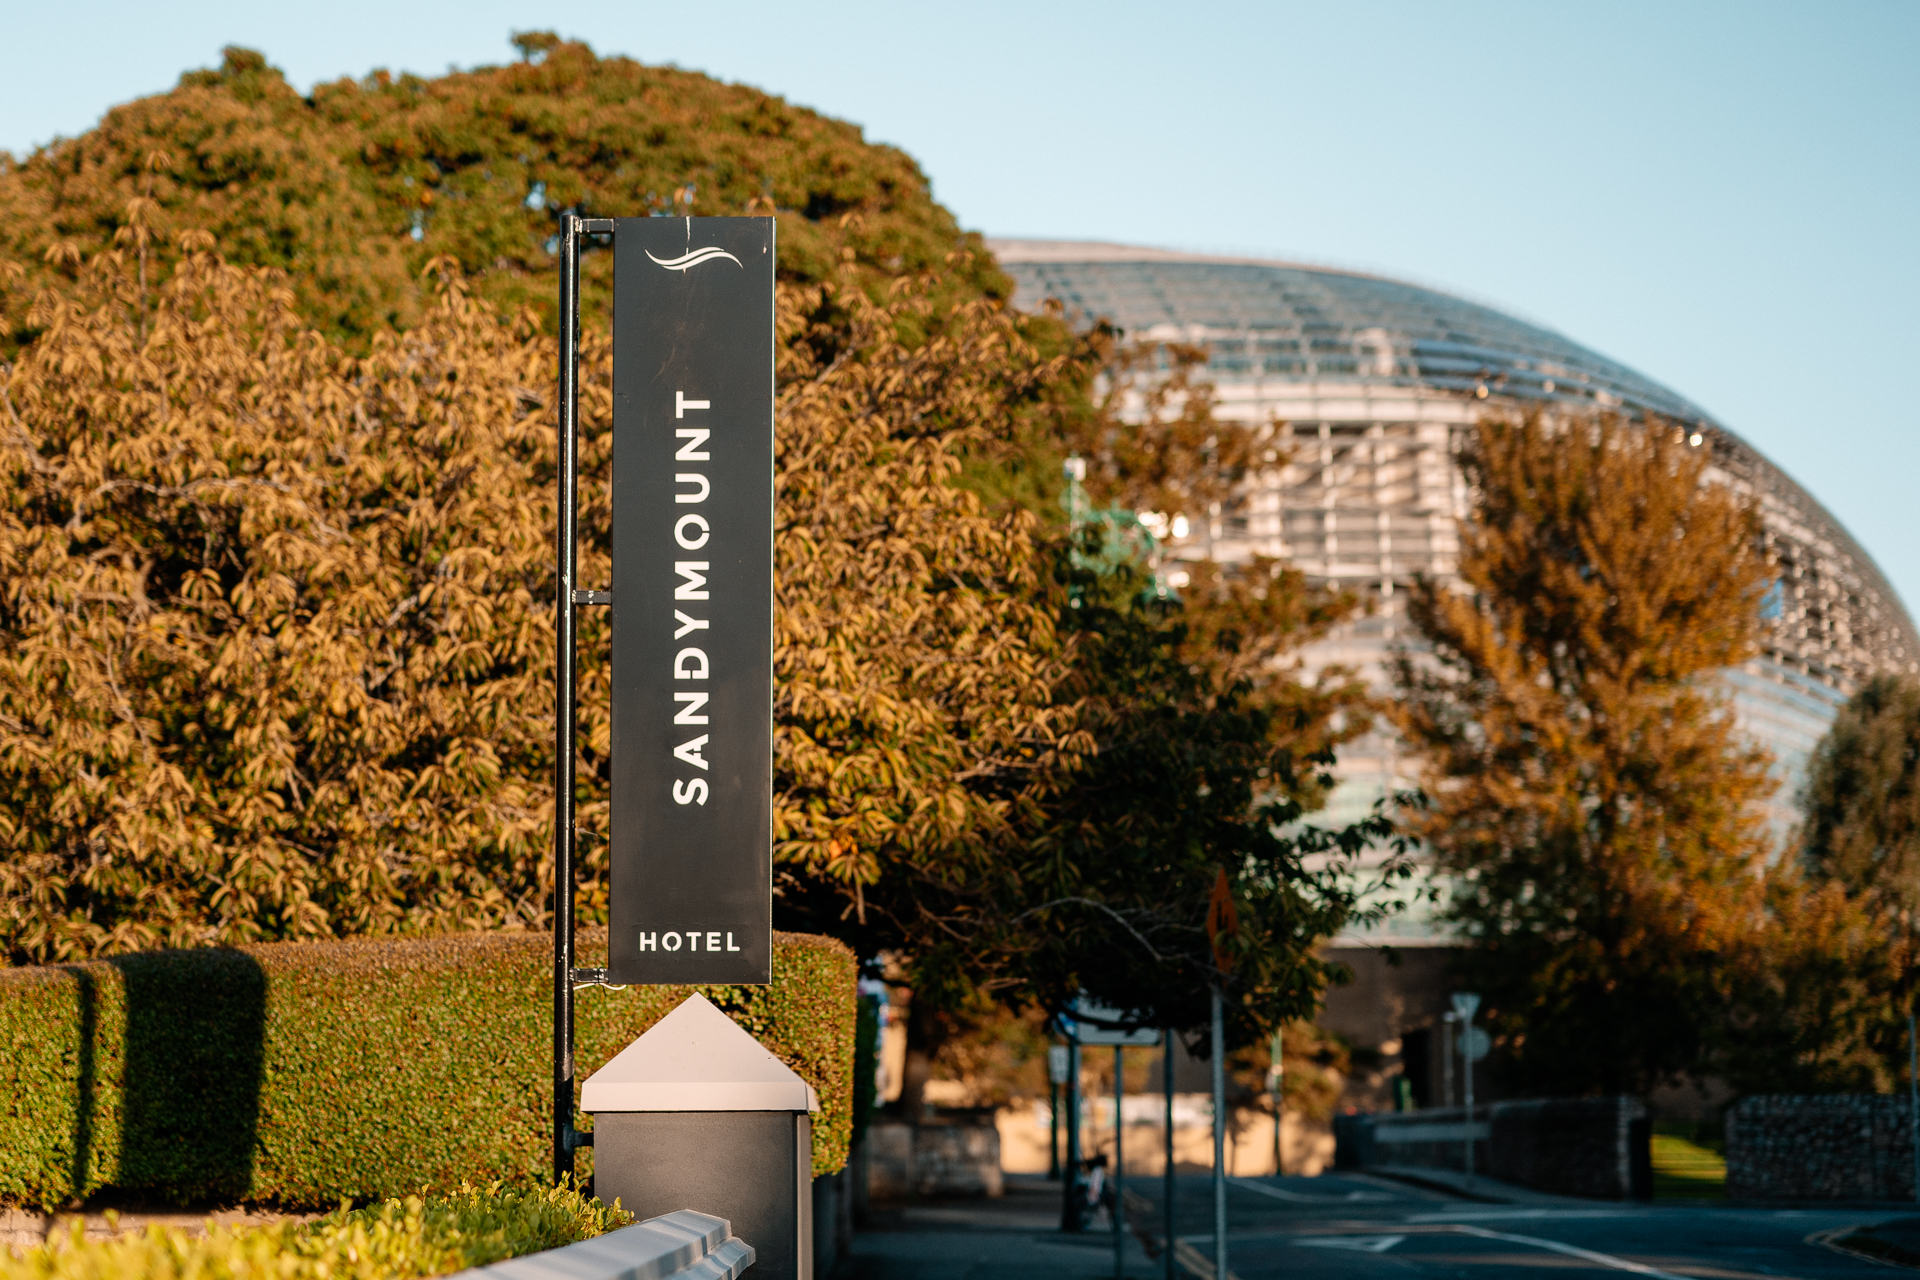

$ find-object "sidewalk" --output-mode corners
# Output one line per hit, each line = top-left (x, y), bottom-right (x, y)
(839, 1174), (1160, 1280)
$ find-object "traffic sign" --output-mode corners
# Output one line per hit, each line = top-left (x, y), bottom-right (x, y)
(1065, 998), (1161, 1047)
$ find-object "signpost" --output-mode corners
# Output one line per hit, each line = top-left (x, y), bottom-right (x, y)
(1065, 999), (1155, 1279)
(1205, 869), (1237, 1280)
(552, 213), (776, 1181)
(1451, 991), (1482, 1189)
(1048, 1045), (1071, 1180)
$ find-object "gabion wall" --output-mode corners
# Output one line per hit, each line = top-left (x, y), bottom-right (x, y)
(1727, 1094), (1917, 1200)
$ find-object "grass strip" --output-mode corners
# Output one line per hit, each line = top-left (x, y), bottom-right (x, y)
(1650, 1133), (1725, 1200)
(3, 1182), (630, 1280)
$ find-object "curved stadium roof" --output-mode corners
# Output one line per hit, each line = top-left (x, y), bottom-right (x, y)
(992, 240), (1919, 691)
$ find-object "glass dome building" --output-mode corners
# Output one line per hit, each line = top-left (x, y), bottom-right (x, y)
(994, 240), (1920, 942)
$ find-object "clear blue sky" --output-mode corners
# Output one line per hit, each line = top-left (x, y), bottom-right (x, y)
(6, 1), (1916, 615)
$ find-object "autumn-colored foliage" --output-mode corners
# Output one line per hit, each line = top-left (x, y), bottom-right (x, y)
(1395, 410), (1777, 1094)
(0, 41), (1403, 1066)
(768, 311), (1404, 1072)
(771, 282), (1086, 898)
(1049, 337), (1264, 522)
(0, 239), (558, 960)
(0, 227), (1094, 965)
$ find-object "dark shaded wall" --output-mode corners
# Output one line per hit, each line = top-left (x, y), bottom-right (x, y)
(1729, 1095), (1916, 1200)
(1338, 1097), (1651, 1200)
(1319, 945), (1461, 1112)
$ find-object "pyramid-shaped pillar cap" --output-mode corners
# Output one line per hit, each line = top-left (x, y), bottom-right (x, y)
(581, 993), (820, 1113)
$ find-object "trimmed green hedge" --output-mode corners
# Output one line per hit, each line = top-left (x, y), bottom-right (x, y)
(0, 929), (855, 1210)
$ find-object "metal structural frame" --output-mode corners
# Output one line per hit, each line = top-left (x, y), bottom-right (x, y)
(553, 212), (618, 1184)
(992, 240), (1919, 688)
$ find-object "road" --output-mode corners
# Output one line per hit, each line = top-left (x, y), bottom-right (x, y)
(839, 1170), (1914, 1280)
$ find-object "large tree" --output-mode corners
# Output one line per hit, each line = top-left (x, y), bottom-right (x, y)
(0, 37), (1001, 348)
(1394, 409), (1777, 1095)
(0, 231), (1080, 964)
(0, 39), (1061, 963)
(0, 43), (1404, 1071)
(1802, 675), (1920, 945)
(1717, 675), (1920, 1094)
(778, 335), (1413, 1101)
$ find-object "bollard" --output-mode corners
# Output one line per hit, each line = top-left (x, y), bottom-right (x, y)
(584, 993), (820, 1280)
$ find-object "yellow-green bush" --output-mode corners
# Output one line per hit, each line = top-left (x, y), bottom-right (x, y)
(4, 1182), (629, 1280)
(0, 929), (854, 1209)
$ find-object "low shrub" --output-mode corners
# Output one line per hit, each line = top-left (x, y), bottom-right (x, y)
(3, 1182), (629, 1280)
(0, 929), (854, 1209)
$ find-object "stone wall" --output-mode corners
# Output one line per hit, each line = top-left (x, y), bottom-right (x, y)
(1339, 1097), (1649, 1199)
(1727, 1095), (1916, 1200)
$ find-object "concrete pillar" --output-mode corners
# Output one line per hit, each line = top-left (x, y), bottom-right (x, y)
(585, 994), (820, 1280)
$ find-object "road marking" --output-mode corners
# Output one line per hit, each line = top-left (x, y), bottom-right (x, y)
(1296, 1236), (1406, 1253)
(1230, 1177), (1397, 1203)
(1410, 1209), (1635, 1223)
(1452, 1223), (1696, 1280)
(1171, 1236), (1242, 1280)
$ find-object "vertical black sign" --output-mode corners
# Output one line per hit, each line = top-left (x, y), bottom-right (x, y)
(609, 217), (773, 984)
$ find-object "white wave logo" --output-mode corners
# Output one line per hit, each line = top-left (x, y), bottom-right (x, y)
(647, 246), (743, 271)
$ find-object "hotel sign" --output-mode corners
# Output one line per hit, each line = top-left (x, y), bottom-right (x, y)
(607, 217), (774, 984)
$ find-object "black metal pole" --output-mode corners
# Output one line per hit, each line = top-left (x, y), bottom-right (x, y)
(1911, 1007), (1919, 1203)
(1163, 1030), (1175, 1280)
(1050, 1081), (1061, 1180)
(1062, 1038), (1083, 1231)
(1113, 1044), (1124, 1279)
(552, 211), (582, 1186)
(1211, 987), (1227, 1280)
